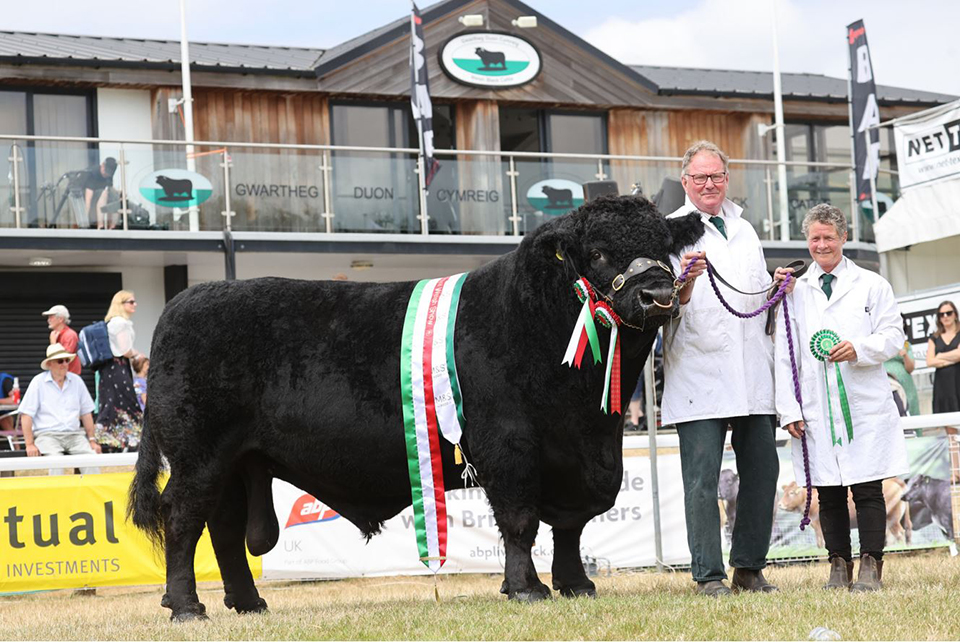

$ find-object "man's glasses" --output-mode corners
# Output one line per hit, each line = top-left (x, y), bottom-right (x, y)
(939, 310), (955, 318)
(123, 300), (137, 304)
(54, 358), (69, 364)
(685, 172), (727, 186)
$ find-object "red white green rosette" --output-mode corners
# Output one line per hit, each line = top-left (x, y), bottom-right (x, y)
(562, 278), (622, 415)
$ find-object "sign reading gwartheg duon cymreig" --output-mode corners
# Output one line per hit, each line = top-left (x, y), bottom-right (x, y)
(439, 31), (541, 88)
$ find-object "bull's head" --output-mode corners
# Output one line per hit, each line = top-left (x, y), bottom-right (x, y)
(531, 195), (703, 331)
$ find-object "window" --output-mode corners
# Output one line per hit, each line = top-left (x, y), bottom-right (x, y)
(0, 88), (97, 228)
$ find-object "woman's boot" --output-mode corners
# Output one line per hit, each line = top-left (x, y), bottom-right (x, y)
(850, 554), (883, 592)
(823, 556), (854, 589)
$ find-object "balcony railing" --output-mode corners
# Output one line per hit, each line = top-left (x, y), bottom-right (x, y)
(0, 134), (898, 243)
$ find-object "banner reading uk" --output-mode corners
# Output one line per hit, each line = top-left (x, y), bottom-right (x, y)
(0, 473), (260, 593)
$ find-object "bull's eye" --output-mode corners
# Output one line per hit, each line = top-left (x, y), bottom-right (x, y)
(590, 249), (603, 262)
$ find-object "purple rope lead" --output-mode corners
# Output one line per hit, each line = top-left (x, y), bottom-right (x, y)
(676, 258), (813, 530)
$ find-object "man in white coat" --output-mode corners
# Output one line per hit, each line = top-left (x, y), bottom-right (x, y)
(774, 204), (907, 592)
(662, 141), (779, 596)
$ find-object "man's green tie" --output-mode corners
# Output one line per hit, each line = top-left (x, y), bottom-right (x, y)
(821, 273), (835, 299)
(709, 216), (727, 239)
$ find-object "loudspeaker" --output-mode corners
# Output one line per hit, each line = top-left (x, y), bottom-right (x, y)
(582, 180), (619, 202)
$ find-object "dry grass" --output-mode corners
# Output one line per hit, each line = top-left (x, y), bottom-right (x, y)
(1, 552), (958, 640)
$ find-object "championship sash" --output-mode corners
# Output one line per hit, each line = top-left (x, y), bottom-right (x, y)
(399, 273), (467, 571)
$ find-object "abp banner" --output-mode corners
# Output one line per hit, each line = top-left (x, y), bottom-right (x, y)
(0, 472), (261, 593)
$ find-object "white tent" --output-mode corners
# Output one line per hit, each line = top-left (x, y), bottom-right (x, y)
(874, 176), (960, 252)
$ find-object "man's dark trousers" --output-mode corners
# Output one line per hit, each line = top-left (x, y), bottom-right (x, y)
(676, 415), (779, 582)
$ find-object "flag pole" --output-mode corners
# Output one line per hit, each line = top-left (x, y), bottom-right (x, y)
(179, 0), (199, 231)
(770, 1), (790, 242)
(846, 35), (860, 242)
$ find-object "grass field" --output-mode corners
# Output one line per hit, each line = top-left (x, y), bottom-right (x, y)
(1, 552), (958, 640)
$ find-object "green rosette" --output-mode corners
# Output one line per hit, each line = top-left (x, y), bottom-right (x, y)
(809, 329), (854, 446)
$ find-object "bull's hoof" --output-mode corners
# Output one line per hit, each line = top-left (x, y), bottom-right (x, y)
(508, 588), (552, 603)
(224, 594), (268, 614)
(558, 585), (597, 599)
(171, 610), (209, 623)
(160, 593), (171, 608)
(499, 579), (509, 595)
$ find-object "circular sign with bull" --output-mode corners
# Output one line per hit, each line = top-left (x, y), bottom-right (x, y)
(439, 31), (541, 88)
(139, 169), (213, 208)
(526, 179), (585, 215)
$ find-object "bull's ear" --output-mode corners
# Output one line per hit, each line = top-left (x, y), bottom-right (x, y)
(666, 212), (704, 255)
(531, 212), (581, 265)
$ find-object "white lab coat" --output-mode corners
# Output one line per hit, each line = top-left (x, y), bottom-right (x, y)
(661, 197), (775, 425)
(775, 256), (908, 486)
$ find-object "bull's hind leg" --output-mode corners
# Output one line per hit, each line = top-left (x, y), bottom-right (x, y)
(209, 475), (268, 615)
(551, 524), (596, 598)
(160, 472), (217, 621)
(493, 507), (551, 602)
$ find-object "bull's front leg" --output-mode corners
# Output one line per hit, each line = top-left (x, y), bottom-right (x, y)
(551, 524), (596, 598)
(493, 505), (551, 602)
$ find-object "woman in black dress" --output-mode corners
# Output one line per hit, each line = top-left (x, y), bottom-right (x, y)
(927, 300), (960, 413)
(95, 289), (143, 451)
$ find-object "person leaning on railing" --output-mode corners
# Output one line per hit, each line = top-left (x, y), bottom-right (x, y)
(19, 343), (101, 475)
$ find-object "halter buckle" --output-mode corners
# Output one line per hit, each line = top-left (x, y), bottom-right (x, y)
(611, 274), (625, 291)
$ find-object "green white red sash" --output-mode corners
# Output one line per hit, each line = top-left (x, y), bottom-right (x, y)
(400, 273), (467, 572)
(562, 278), (623, 414)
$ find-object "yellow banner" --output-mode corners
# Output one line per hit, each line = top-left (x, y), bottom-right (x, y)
(0, 472), (261, 593)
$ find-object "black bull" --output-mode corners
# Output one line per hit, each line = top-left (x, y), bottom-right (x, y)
(130, 196), (703, 620)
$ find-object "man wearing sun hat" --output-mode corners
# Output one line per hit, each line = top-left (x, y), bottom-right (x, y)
(19, 343), (101, 475)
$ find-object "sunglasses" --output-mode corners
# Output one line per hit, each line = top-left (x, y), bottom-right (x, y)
(123, 300), (137, 304)
(939, 310), (955, 318)
(53, 358), (70, 364)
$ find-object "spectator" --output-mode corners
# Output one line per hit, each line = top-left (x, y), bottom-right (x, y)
(883, 319), (918, 416)
(132, 355), (149, 411)
(774, 204), (907, 592)
(926, 301), (960, 413)
(42, 304), (81, 376)
(19, 343), (101, 475)
(81, 157), (118, 229)
(0, 372), (16, 433)
(661, 141), (779, 596)
(95, 290), (143, 452)
(626, 333), (662, 432)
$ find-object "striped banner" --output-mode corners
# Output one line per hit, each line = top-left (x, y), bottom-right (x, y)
(399, 273), (468, 571)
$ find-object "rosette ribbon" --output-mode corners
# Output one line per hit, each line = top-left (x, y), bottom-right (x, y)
(562, 278), (622, 414)
(562, 278), (602, 369)
(809, 329), (854, 446)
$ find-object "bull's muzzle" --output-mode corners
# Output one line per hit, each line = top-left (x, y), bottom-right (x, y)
(638, 286), (676, 317)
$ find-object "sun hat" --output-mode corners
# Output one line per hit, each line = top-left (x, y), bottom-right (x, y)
(41, 304), (71, 320)
(41, 343), (77, 370)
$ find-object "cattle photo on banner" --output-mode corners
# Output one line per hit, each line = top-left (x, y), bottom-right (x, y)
(410, 3), (440, 189)
(847, 19), (881, 211)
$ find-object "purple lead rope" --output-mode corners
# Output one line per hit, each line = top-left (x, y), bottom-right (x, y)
(675, 258), (813, 530)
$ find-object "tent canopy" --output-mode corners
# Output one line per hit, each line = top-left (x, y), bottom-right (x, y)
(874, 177), (960, 252)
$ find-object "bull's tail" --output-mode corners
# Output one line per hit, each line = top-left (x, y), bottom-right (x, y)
(128, 405), (165, 549)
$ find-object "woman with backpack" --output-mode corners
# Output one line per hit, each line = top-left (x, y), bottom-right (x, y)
(95, 290), (143, 452)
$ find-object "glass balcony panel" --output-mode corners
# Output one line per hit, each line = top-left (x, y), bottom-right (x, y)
(0, 140), (28, 228)
(514, 158), (609, 234)
(221, 147), (327, 233)
(328, 151), (419, 233)
(427, 153), (510, 235)
(727, 162), (776, 241)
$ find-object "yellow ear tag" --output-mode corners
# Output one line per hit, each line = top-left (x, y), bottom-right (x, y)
(454, 444), (463, 465)
(556, 251), (564, 261)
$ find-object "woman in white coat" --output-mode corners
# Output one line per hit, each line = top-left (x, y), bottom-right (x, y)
(773, 204), (907, 592)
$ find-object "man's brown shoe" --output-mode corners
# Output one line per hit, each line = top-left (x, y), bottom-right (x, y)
(695, 580), (732, 597)
(731, 568), (779, 593)
(823, 556), (854, 589)
(850, 554), (883, 592)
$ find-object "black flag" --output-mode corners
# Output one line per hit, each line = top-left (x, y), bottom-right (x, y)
(410, 3), (440, 188)
(847, 19), (880, 206)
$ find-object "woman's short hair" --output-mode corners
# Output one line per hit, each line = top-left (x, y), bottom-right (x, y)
(680, 140), (729, 176)
(105, 289), (135, 322)
(802, 204), (847, 238)
(934, 300), (959, 338)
